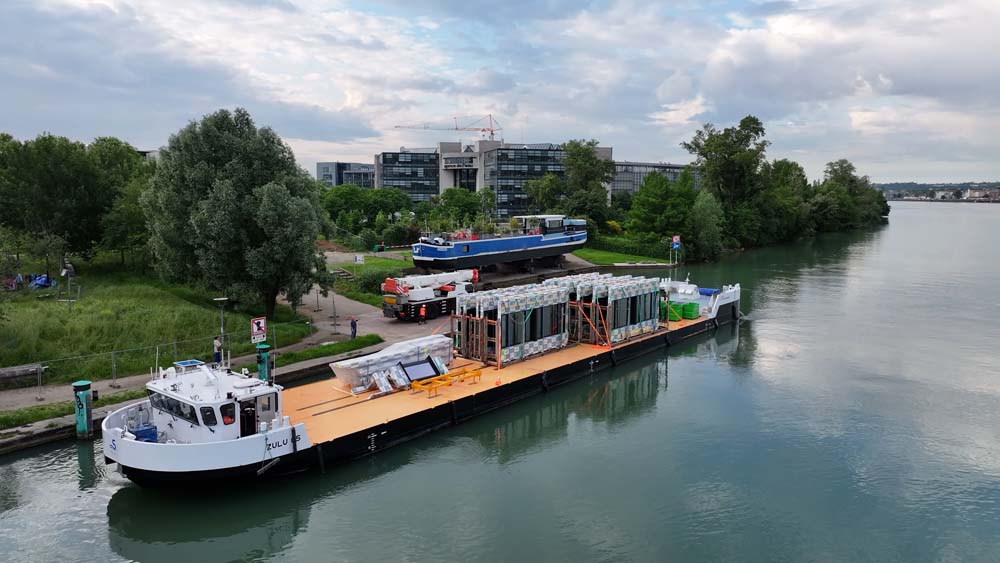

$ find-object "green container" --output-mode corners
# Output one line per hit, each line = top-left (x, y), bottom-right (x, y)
(667, 302), (683, 321)
(659, 301), (668, 321)
(682, 302), (700, 319)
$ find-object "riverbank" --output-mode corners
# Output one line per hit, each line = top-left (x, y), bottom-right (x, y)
(0, 262), (312, 385)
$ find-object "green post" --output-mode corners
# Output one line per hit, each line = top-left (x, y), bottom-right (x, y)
(72, 380), (93, 439)
(256, 344), (271, 383)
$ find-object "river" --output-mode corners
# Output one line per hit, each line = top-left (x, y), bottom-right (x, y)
(2, 201), (1000, 562)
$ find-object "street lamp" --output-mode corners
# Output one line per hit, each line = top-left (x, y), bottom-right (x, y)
(213, 297), (229, 348)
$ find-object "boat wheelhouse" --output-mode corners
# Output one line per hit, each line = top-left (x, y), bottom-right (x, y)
(102, 359), (309, 483)
(411, 214), (587, 271)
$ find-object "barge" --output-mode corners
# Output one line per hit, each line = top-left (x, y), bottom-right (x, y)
(411, 214), (587, 271)
(102, 274), (740, 486)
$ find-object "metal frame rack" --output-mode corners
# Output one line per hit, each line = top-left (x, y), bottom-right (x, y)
(452, 284), (570, 368)
(543, 273), (661, 346)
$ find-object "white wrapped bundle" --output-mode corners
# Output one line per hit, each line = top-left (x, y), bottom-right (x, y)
(330, 334), (453, 388)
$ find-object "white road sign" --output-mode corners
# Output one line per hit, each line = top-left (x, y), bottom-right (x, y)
(251, 317), (267, 344)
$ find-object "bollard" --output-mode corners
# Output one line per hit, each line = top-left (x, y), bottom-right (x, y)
(256, 344), (271, 383)
(72, 380), (93, 439)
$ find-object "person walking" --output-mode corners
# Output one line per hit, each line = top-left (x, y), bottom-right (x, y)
(350, 316), (358, 339)
(213, 336), (222, 366)
(419, 304), (427, 325)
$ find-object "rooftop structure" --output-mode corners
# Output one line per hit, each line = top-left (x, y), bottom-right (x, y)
(612, 161), (687, 194)
(316, 161), (375, 188)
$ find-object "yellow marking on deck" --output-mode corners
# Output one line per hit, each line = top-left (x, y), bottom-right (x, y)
(284, 318), (705, 445)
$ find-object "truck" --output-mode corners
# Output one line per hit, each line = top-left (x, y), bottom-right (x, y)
(381, 270), (478, 321)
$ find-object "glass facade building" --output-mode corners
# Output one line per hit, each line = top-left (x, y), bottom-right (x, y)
(376, 151), (440, 202)
(612, 161), (687, 194)
(483, 144), (567, 217)
(316, 162), (375, 188)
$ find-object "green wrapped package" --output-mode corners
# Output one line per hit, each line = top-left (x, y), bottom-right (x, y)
(682, 302), (699, 319)
(667, 302), (683, 321)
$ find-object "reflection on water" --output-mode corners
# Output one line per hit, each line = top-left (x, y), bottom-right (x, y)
(3, 203), (1000, 562)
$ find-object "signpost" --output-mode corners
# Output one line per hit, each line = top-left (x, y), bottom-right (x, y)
(251, 317), (267, 344)
(671, 235), (681, 265)
(354, 254), (364, 277)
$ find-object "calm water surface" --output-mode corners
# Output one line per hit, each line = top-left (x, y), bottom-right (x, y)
(3, 201), (1000, 562)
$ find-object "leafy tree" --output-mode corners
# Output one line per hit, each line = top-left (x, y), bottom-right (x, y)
(322, 184), (366, 221)
(478, 188), (497, 217)
(562, 184), (611, 228)
(439, 188), (480, 221)
(102, 161), (155, 265)
(626, 170), (696, 239)
(525, 173), (564, 212)
(610, 191), (632, 222)
(366, 188), (411, 218)
(687, 191), (725, 261)
(682, 116), (769, 211)
(144, 108), (328, 318)
(29, 232), (67, 278)
(563, 139), (614, 192)
(0, 134), (112, 255)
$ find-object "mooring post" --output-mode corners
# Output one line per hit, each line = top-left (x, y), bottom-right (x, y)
(256, 343), (271, 383)
(72, 380), (93, 439)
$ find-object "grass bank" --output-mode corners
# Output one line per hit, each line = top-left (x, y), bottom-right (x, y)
(0, 388), (148, 431)
(0, 258), (312, 383)
(331, 256), (412, 307)
(331, 256), (412, 275)
(573, 248), (671, 266)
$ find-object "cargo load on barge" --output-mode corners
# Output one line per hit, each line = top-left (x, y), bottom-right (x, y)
(102, 274), (739, 486)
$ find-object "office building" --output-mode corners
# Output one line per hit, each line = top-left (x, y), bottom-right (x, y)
(612, 161), (687, 194)
(316, 162), (375, 187)
(375, 141), (612, 216)
(374, 149), (440, 202)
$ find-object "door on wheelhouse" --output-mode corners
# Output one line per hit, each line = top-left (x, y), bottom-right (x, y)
(256, 392), (277, 427)
(239, 400), (257, 438)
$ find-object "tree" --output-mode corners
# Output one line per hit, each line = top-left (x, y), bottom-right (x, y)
(29, 232), (67, 278)
(102, 160), (155, 265)
(610, 191), (632, 222)
(322, 184), (365, 221)
(626, 170), (696, 238)
(439, 188), (480, 221)
(525, 173), (565, 213)
(144, 108), (328, 318)
(687, 191), (725, 261)
(0, 134), (112, 255)
(563, 139), (613, 193)
(682, 115), (769, 241)
(478, 188), (497, 217)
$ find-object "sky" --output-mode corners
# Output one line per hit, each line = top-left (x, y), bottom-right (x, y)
(1, 0), (998, 183)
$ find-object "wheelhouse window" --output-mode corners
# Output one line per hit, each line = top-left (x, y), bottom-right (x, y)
(200, 406), (218, 426)
(220, 403), (236, 425)
(147, 391), (199, 425)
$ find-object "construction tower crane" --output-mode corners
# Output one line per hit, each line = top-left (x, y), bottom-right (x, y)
(394, 114), (503, 141)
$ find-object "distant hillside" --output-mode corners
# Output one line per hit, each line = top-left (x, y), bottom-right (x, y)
(876, 182), (1000, 192)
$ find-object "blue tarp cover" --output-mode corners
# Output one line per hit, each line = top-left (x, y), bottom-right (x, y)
(699, 288), (720, 296)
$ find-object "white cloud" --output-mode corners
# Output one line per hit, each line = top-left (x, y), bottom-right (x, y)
(1, 0), (999, 182)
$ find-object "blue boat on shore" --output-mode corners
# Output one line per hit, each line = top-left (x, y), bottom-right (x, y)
(411, 214), (588, 271)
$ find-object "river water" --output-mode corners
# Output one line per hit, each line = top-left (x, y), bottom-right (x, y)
(3, 201), (1000, 562)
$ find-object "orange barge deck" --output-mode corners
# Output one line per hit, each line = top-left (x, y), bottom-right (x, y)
(284, 316), (719, 449)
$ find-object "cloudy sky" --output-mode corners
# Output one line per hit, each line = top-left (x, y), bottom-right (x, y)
(2, 0), (997, 183)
